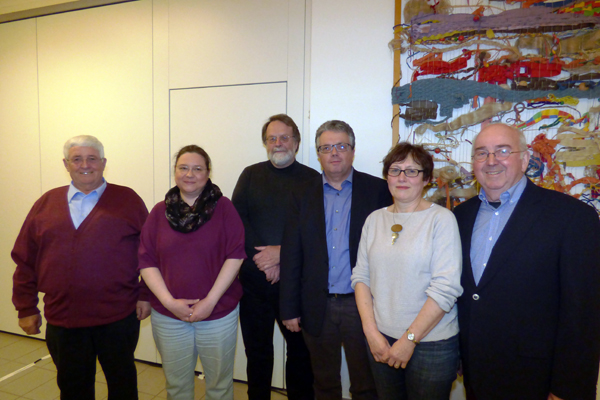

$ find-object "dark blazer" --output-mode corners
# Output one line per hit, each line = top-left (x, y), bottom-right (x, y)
(280, 169), (392, 337)
(454, 179), (600, 400)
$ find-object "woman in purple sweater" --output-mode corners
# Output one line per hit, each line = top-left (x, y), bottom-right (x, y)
(138, 145), (246, 400)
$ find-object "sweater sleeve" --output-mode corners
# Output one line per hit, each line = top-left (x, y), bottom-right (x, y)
(424, 209), (463, 313)
(279, 187), (304, 320)
(11, 202), (42, 318)
(127, 190), (150, 301)
(351, 212), (375, 290)
(231, 167), (263, 254)
(138, 203), (162, 271)
(220, 197), (247, 261)
(550, 202), (600, 399)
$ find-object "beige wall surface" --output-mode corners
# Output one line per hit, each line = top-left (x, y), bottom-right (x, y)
(36, 0), (154, 202)
(0, 18), (40, 335)
(168, 0), (289, 89)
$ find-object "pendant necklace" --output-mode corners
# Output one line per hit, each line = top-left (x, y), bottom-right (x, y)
(391, 198), (421, 245)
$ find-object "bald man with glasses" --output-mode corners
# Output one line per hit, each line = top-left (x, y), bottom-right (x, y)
(454, 123), (600, 400)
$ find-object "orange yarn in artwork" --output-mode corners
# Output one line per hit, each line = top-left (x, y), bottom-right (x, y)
(531, 133), (560, 169)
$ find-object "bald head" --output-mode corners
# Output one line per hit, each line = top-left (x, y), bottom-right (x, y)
(472, 123), (530, 202)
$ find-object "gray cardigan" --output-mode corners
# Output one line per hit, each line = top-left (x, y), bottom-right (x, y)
(351, 203), (462, 341)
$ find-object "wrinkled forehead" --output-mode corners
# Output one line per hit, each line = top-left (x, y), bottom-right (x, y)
(67, 146), (101, 158)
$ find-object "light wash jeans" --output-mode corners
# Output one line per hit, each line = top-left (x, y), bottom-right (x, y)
(151, 306), (239, 400)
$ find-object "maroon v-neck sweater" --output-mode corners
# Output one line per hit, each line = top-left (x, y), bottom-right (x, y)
(12, 183), (149, 328)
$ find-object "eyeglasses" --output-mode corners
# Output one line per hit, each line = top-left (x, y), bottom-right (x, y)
(265, 135), (293, 144)
(67, 156), (102, 166)
(387, 168), (424, 177)
(176, 165), (206, 174)
(472, 148), (524, 162)
(317, 143), (353, 154)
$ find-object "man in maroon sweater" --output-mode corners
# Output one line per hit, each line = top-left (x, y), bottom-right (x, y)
(11, 135), (150, 400)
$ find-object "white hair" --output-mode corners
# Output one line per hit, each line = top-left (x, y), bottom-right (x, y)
(63, 135), (105, 159)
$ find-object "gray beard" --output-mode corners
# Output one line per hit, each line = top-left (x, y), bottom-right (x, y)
(270, 150), (294, 167)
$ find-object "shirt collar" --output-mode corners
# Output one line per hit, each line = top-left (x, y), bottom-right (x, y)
(68, 179), (107, 202)
(322, 168), (354, 188)
(478, 175), (527, 207)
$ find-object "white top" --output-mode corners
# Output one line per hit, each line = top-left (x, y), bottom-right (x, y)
(351, 203), (463, 341)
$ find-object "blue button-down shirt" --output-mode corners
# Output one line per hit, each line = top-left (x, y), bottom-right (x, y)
(67, 180), (107, 229)
(470, 175), (527, 285)
(323, 170), (353, 294)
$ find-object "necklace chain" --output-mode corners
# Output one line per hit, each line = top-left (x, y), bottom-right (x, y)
(391, 199), (422, 244)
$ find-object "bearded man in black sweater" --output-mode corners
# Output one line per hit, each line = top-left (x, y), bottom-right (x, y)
(232, 114), (317, 400)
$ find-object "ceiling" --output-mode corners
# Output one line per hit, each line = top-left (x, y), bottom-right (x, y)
(0, 0), (134, 23)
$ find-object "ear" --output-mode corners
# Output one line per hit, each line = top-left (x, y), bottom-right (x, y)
(521, 150), (530, 172)
(63, 158), (69, 170)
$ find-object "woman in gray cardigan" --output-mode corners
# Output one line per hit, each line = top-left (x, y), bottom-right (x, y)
(351, 142), (462, 400)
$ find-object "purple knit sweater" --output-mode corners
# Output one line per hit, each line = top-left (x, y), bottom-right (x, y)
(138, 196), (245, 321)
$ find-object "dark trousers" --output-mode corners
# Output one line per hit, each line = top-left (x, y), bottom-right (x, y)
(45, 311), (140, 400)
(302, 295), (377, 400)
(465, 384), (478, 400)
(240, 279), (314, 400)
(367, 333), (459, 400)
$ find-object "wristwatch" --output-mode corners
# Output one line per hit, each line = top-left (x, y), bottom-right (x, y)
(406, 329), (420, 345)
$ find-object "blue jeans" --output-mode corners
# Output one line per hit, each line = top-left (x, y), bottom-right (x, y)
(367, 333), (459, 400)
(151, 306), (239, 400)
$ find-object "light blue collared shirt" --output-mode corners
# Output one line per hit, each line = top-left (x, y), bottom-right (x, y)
(470, 175), (527, 285)
(323, 169), (353, 294)
(67, 180), (107, 229)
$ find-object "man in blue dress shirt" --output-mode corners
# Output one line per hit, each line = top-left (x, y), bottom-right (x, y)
(280, 120), (391, 400)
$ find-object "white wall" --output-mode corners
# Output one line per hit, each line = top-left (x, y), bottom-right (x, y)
(307, 0), (396, 176)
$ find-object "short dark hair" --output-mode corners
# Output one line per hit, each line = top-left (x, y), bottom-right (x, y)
(314, 120), (356, 150)
(261, 114), (301, 151)
(174, 145), (212, 172)
(382, 142), (433, 182)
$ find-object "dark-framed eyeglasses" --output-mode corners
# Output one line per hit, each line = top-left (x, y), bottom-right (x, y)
(472, 148), (524, 162)
(265, 135), (293, 144)
(317, 143), (353, 154)
(387, 168), (424, 177)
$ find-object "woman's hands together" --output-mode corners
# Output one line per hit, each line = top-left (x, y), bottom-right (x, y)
(189, 297), (217, 322)
(366, 331), (416, 369)
(365, 330), (391, 363)
(164, 297), (218, 323)
(164, 298), (199, 321)
(387, 337), (416, 369)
